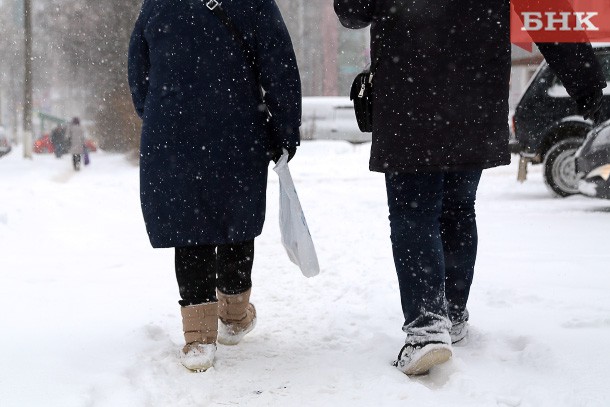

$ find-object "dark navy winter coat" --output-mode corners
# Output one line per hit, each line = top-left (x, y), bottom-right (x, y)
(128, 0), (301, 248)
(334, 0), (606, 173)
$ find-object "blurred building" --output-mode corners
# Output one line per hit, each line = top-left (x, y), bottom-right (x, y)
(510, 45), (544, 110)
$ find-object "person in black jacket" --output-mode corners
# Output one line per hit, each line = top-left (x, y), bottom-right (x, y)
(334, 0), (605, 375)
(50, 125), (67, 158)
(128, 0), (301, 372)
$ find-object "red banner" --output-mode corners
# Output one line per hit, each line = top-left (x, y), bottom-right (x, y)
(511, 0), (610, 51)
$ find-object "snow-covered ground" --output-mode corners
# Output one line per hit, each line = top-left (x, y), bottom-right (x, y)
(1, 142), (609, 407)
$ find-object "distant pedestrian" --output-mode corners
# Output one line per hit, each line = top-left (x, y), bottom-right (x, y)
(128, 0), (301, 372)
(335, 0), (606, 375)
(50, 125), (67, 158)
(66, 117), (85, 171)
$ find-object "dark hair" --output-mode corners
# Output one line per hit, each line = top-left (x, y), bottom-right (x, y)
(72, 117), (80, 125)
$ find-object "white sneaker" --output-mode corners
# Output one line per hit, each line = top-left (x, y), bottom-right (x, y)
(180, 343), (216, 372)
(450, 321), (468, 344)
(393, 342), (452, 375)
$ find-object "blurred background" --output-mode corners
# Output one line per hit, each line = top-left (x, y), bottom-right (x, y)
(0, 0), (540, 155)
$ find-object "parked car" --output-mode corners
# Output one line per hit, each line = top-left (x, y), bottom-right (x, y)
(511, 45), (610, 197)
(575, 119), (610, 200)
(33, 133), (97, 154)
(0, 126), (11, 157)
(301, 97), (370, 144)
(33, 133), (54, 154)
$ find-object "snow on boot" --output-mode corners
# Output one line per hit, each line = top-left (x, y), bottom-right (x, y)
(180, 302), (218, 372)
(393, 342), (452, 376)
(450, 321), (468, 344)
(217, 289), (256, 346)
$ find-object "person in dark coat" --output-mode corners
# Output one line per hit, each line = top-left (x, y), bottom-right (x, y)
(335, 0), (606, 375)
(50, 125), (67, 158)
(66, 117), (86, 171)
(128, 0), (301, 371)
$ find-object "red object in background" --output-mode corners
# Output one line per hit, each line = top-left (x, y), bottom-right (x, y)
(84, 139), (97, 152)
(33, 134), (53, 154)
(33, 134), (97, 154)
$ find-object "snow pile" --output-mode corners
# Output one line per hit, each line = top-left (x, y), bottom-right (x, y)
(1, 142), (609, 406)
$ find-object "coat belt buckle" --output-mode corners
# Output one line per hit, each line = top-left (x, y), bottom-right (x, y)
(206, 0), (220, 10)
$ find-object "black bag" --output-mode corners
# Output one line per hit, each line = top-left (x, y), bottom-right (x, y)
(350, 20), (393, 133)
(350, 69), (374, 132)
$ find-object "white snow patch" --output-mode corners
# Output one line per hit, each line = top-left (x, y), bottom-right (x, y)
(1, 144), (610, 406)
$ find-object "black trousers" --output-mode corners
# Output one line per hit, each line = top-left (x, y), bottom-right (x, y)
(385, 170), (482, 334)
(175, 240), (254, 306)
(72, 154), (81, 170)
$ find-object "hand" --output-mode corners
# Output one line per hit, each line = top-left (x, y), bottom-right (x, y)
(271, 146), (296, 163)
(576, 89), (604, 123)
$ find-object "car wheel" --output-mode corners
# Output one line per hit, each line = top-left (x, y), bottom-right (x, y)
(543, 138), (584, 197)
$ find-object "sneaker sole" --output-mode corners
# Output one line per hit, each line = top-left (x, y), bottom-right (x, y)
(451, 334), (468, 345)
(450, 324), (469, 345)
(404, 347), (452, 376)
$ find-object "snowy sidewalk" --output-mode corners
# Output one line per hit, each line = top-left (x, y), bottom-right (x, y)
(1, 142), (609, 406)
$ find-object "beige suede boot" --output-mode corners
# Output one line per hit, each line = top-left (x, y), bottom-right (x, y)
(217, 289), (257, 345)
(180, 302), (218, 371)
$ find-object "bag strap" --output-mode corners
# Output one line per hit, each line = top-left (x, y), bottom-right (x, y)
(205, 0), (265, 104)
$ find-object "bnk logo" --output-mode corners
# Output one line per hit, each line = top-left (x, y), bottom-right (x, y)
(511, 0), (610, 51)
(521, 12), (599, 31)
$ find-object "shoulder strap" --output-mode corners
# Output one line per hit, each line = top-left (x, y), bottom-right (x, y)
(205, 0), (265, 102)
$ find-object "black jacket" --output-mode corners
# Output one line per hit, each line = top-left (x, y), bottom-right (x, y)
(334, 0), (606, 172)
(129, 0), (301, 247)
